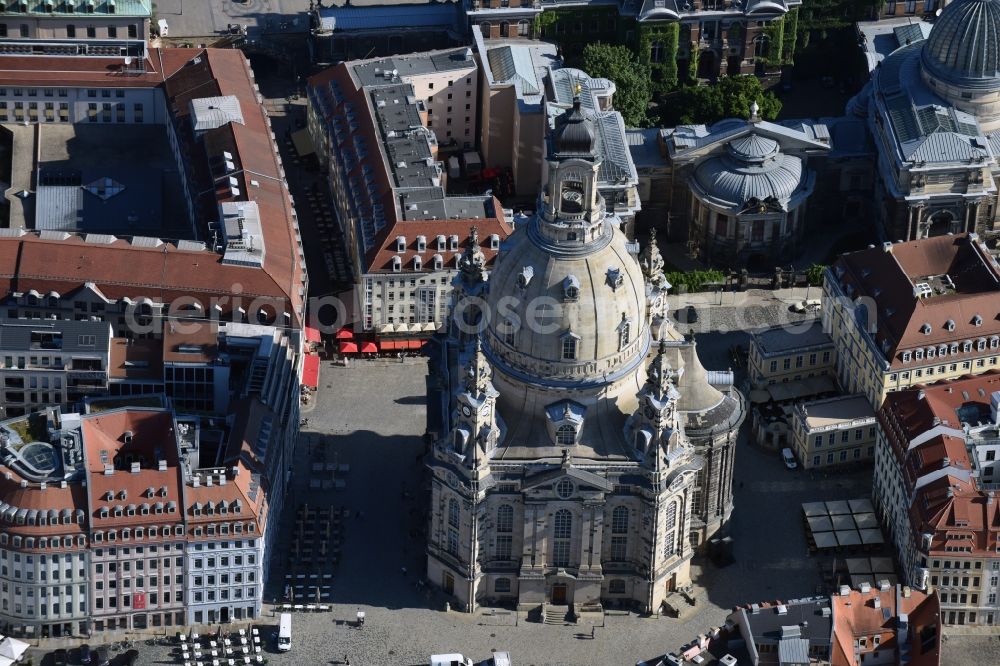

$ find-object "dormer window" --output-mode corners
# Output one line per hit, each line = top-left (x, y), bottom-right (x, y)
(939, 344), (948, 357)
(391, 256), (402, 273)
(395, 236), (406, 253)
(927, 347), (936, 359)
(915, 349), (924, 360)
(432, 254), (444, 270)
(560, 331), (579, 360)
(416, 235), (426, 252)
(950, 343), (959, 354)
(902, 351), (911, 363)
(607, 267), (624, 291)
(973, 314), (983, 327)
(963, 340), (973, 353)
(490, 234), (500, 250)
(920, 323), (932, 335)
(945, 319), (956, 331)
(413, 256), (422, 271)
(449, 234), (460, 251)
(545, 399), (585, 447)
(977, 338), (987, 351)
(436, 234), (447, 251)
(556, 424), (576, 445)
(991, 337), (999, 349)
(517, 266), (534, 289)
(563, 275), (580, 302)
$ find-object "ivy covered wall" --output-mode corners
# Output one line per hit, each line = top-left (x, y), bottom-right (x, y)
(759, 8), (799, 67)
(637, 23), (680, 94)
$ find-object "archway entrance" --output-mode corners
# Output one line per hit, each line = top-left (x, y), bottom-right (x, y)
(220, 606), (230, 624)
(928, 210), (955, 237)
(551, 584), (568, 605)
(698, 51), (718, 80)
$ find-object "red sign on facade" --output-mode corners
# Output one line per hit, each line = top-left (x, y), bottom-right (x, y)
(133, 593), (146, 610)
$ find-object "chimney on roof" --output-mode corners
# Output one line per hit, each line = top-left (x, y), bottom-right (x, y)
(860, 582), (871, 593)
(103, 464), (114, 476)
(130, 462), (140, 474)
(918, 390), (925, 401)
(883, 241), (893, 253)
(124, 430), (134, 444)
(158, 460), (167, 471)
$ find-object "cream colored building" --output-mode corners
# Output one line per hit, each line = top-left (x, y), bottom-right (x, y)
(424, 100), (722, 616)
(823, 233), (1000, 409)
(790, 394), (877, 469)
(748, 320), (836, 388)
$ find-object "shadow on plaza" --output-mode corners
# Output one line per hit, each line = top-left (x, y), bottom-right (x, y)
(268, 428), (437, 613)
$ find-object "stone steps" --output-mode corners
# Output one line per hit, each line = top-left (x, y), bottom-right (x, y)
(543, 606), (568, 625)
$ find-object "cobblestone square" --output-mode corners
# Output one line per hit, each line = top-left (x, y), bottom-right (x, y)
(138, 347), (874, 666)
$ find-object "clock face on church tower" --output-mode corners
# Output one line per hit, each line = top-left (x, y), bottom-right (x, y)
(462, 404), (473, 417)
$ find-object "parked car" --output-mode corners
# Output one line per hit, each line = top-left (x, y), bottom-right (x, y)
(781, 447), (798, 470)
(79, 644), (92, 664)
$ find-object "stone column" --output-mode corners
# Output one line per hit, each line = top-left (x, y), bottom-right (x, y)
(965, 199), (981, 234)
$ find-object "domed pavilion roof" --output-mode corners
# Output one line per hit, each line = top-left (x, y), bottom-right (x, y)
(551, 98), (597, 157)
(691, 131), (808, 212)
(922, 0), (1000, 92)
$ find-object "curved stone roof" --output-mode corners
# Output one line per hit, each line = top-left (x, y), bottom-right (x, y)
(692, 131), (807, 211)
(922, 0), (1000, 91)
(552, 98), (597, 157)
(485, 216), (647, 379)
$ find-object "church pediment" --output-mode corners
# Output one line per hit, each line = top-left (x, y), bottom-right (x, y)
(521, 466), (613, 494)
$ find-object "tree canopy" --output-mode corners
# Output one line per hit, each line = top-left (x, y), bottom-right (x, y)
(580, 42), (651, 127)
(660, 75), (782, 127)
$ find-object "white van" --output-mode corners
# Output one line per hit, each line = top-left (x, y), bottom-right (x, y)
(431, 655), (472, 666)
(277, 612), (292, 652)
(781, 447), (798, 470)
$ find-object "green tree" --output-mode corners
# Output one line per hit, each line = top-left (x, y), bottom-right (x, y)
(580, 42), (651, 127)
(661, 75), (782, 126)
(805, 264), (827, 287)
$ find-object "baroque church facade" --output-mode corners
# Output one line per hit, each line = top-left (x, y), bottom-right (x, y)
(424, 97), (744, 616)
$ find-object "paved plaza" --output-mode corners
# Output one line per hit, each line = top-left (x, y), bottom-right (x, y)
(129, 343), (876, 666)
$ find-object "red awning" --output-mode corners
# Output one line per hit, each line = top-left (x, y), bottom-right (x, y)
(338, 341), (359, 354)
(301, 355), (320, 388)
(305, 326), (322, 343)
(335, 327), (354, 340)
(381, 341), (400, 351)
(360, 341), (378, 353)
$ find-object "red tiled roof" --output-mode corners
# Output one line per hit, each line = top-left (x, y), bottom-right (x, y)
(881, 373), (1000, 557)
(0, 48), (305, 326)
(831, 586), (940, 666)
(366, 211), (512, 273)
(833, 235), (1000, 369)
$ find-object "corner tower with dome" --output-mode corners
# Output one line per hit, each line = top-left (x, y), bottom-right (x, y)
(423, 96), (744, 617)
(864, 0), (1000, 242)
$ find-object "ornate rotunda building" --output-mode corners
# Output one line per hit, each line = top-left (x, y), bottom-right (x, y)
(865, 0), (1000, 242)
(424, 99), (743, 616)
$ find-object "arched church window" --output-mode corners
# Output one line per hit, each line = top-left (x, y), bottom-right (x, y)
(502, 318), (516, 347)
(618, 315), (631, 352)
(556, 424), (576, 446)
(552, 509), (572, 567)
(664, 501), (678, 558)
(496, 505), (514, 533)
(448, 498), (460, 529)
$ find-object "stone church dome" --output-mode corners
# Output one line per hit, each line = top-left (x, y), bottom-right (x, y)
(922, 0), (1000, 91)
(484, 217), (648, 385)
